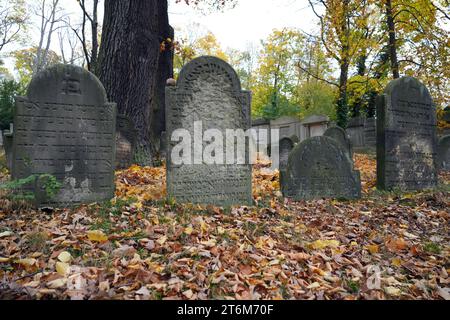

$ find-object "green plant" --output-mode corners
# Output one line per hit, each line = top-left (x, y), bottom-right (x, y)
(346, 279), (360, 294)
(423, 242), (441, 255)
(0, 174), (62, 202)
(0, 79), (26, 130)
(26, 231), (49, 252)
(133, 146), (152, 166)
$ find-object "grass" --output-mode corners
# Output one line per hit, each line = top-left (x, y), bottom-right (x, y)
(423, 241), (442, 255)
(25, 231), (49, 252)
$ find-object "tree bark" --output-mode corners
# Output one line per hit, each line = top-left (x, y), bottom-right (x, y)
(151, 0), (174, 153)
(90, 0), (99, 72)
(385, 0), (400, 79)
(97, 0), (161, 165)
(336, 0), (350, 128)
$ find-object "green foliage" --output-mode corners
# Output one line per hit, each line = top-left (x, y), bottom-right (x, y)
(0, 174), (62, 202)
(12, 47), (61, 86)
(298, 81), (336, 121)
(251, 29), (305, 117)
(257, 94), (300, 120)
(133, 145), (152, 167)
(336, 95), (349, 129)
(0, 79), (25, 130)
(423, 242), (441, 255)
(173, 27), (229, 77)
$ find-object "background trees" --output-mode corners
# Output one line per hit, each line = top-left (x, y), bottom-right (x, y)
(0, 0), (448, 160)
(0, 0), (27, 54)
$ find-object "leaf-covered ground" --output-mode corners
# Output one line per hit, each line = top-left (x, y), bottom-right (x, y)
(0, 153), (449, 300)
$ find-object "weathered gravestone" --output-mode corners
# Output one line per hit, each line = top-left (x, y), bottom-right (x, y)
(166, 56), (252, 206)
(376, 77), (438, 190)
(12, 64), (116, 206)
(2, 124), (13, 171)
(279, 137), (295, 170)
(115, 115), (137, 169)
(324, 126), (352, 159)
(281, 136), (361, 200)
(437, 135), (450, 171)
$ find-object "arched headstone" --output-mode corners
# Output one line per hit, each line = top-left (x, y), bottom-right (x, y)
(281, 136), (361, 200)
(12, 64), (116, 206)
(324, 126), (352, 159)
(376, 77), (438, 190)
(279, 137), (295, 171)
(437, 135), (450, 171)
(165, 56), (252, 206)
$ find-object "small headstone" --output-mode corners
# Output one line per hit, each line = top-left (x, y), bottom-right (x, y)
(324, 126), (352, 159)
(281, 136), (361, 200)
(115, 115), (137, 169)
(437, 135), (450, 171)
(279, 137), (295, 170)
(12, 64), (116, 206)
(376, 77), (438, 190)
(166, 56), (252, 206)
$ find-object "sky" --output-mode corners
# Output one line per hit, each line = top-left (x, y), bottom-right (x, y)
(168, 0), (318, 51)
(2, 0), (319, 74)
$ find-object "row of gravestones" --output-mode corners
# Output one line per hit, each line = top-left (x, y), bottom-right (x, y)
(5, 57), (450, 208)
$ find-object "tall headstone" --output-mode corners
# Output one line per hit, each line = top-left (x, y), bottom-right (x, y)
(376, 77), (438, 190)
(324, 126), (352, 159)
(279, 137), (295, 171)
(281, 136), (361, 200)
(437, 135), (450, 171)
(12, 64), (116, 206)
(115, 115), (137, 169)
(166, 56), (252, 206)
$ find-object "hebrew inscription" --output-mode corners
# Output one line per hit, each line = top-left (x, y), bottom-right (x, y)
(166, 56), (252, 206)
(12, 64), (116, 207)
(376, 77), (438, 190)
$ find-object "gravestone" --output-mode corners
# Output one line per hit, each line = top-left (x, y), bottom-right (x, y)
(346, 116), (364, 148)
(364, 117), (376, 149)
(115, 115), (137, 169)
(279, 137), (295, 170)
(160, 131), (167, 158)
(376, 77), (438, 190)
(12, 64), (116, 206)
(324, 126), (352, 159)
(281, 136), (361, 200)
(437, 135), (450, 171)
(2, 126), (13, 171)
(166, 56), (252, 206)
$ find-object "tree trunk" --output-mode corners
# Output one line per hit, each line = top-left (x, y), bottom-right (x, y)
(385, 0), (400, 79)
(151, 0), (174, 154)
(90, 0), (99, 72)
(97, 0), (160, 165)
(336, 0), (350, 128)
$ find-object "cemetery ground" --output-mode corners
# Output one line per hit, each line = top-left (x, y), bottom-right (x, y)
(0, 151), (449, 300)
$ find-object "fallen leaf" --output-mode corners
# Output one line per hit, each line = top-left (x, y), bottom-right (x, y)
(384, 286), (401, 297)
(157, 236), (167, 245)
(47, 278), (67, 289)
(309, 239), (340, 250)
(0, 231), (13, 238)
(366, 244), (379, 254)
(391, 257), (402, 267)
(87, 230), (109, 243)
(56, 261), (70, 276)
(57, 251), (72, 263)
